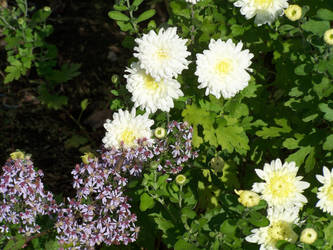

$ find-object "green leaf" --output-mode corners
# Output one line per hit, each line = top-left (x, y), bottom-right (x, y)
(132, 0), (144, 7)
(174, 239), (199, 250)
(108, 11), (130, 21)
(286, 146), (313, 167)
(113, 4), (128, 11)
(38, 85), (68, 110)
(220, 219), (237, 236)
(324, 221), (333, 248)
(140, 193), (155, 211)
(45, 63), (81, 84)
(301, 19), (330, 35)
(170, 1), (190, 19)
(248, 211), (269, 227)
(319, 103), (333, 121)
(304, 148), (316, 173)
(323, 135), (333, 151)
(150, 213), (175, 234)
(316, 9), (333, 21)
(181, 207), (196, 220)
(136, 9), (156, 23)
(65, 135), (88, 149)
(256, 119), (291, 139)
(44, 240), (60, 250)
(80, 99), (89, 111)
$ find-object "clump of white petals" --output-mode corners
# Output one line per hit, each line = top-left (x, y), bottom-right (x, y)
(316, 166), (333, 215)
(195, 39), (253, 99)
(246, 207), (299, 250)
(252, 159), (310, 210)
(234, 0), (289, 26)
(125, 63), (184, 113)
(102, 109), (154, 149)
(134, 27), (190, 81)
(185, 0), (200, 4)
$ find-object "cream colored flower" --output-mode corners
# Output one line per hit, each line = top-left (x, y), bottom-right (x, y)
(246, 207), (299, 250)
(234, 0), (289, 26)
(195, 39), (253, 99)
(316, 166), (333, 215)
(324, 29), (333, 45)
(284, 5), (302, 21)
(252, 159), (310, 209)
(300, 228), (317, 244)
(134, 27), (190, 81)
(10, 151), (25, 160)
(125, 63), (183, 113)
(102, 109), (154, 149)
(154, 127), (166, 139)
(176, 175), (187, 185)
(235, 190), (260, 207)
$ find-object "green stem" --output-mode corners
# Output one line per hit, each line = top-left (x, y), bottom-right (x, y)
(0, 16), (16, 30)
(178, 185), (183, 208)
(126, 0), (138, 33)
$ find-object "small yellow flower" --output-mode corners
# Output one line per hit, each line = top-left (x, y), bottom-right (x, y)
(300, 228), (317, 244)
(176, 174), (186, 185)
(43, 6), (51, 12)
(324, 29), (333, 46)
(284, 5), (302, 21)
(81, 152), (95, 165)
(154, 127), (166, 139)
(10, 151), (25, 160)
(235, 190), (260, 207)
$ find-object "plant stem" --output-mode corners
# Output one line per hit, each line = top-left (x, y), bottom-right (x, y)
(126, 0), (138, 33)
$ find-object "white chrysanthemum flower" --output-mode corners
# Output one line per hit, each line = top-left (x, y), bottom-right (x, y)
(195, 39), (253, 99)
(102, 109), (154, 149)
(134, 27), (190, 81)
(185, 0), (200, 4)
(324, 29), (333, 46)
(252, 159), (310, 209)
(316, 166), (333, 215)
(246, 207), (299, 250)
(234, 0), (289, 26)
(300, 228), (317, 244)
(125, 63), (184, 113)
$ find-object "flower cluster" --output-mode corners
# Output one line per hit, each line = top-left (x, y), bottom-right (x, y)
(0, 154), (58, 237)
(56, 156), (138, 248)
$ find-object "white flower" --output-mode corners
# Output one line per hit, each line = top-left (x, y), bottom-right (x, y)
(102, 109), (154, 149)
(185, 0), (200, 4)
(125, 63), (183, 113)
(195, 39), (253, 99)
(234, 0), (289, 26)
(300, 228), (317, 244)
(134, 27), (190, 81)
(246, 207), (299, 250)
(324, 29), (333, 46)
(252, 159), (310, 209)
(316, 166), (333, 215)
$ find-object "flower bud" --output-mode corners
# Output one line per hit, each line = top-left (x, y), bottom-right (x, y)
(150, 161), (159, 169)
(324, 29), (333, 46)
(234, 189), (260, 207)
(154, 127), (166, 139)
(210, 156), (224, 173)
(176, 174), (186, 185)
(43, 6), (51, 12)
(81, 152), (95, 164)
(18, 18), (25, 25)
(284, 5), (302, 21)
(111, 74), (119, 84)
(300, 228), (317, 244)
(10, 151), (25, 160)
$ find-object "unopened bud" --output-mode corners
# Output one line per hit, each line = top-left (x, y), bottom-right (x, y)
(111, 74), (119, 84)
(81, 152), (95, 164)
(10, 151), (25, 160)
(235, 190), (260, 207)
(43, 6), (51, 12)
(154, 127), (166, 139)
(300, 228), (317, 244)
(324, 29), (333, 46)
(150, 161), (159, 169)
(18, 18), (25, 25)
(210, 156), (224, 173)
(284, 5), (302, 21)
(176, 174), (186, 185)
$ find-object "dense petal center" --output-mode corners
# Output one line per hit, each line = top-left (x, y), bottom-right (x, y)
(215, 59), (233, 76)
(325, 185), (333, 201)
(267, 174), (295, 198)
(120, 129), (136, 146)
(254, 0), (272, 9)
(268, 221), (291, 242)
(156, 48), (170, 61)
(144, 75), (160, 91)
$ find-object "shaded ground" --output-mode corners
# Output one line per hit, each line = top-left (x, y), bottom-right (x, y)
(0, 0), (137, 194)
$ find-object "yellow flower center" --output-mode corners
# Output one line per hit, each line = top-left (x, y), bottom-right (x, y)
(215, 59), (233, 75)
(120, 129), (136, 146)
(267, 174), (295, 199)
(254, 0), (272, 9)
(268, 221), (291, 242)
(144, 75), (159, 91)
(156, 48), (169, 60)
(326, 185), (333, 201)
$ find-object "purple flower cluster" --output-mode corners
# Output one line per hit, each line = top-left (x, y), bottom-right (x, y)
(156, 121), (198, 174)
(0, 157), (58, 237)
(56, 157), (138, 248)
(100, 138), (154, 176)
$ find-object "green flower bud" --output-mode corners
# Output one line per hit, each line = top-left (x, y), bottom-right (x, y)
(10, 151), (25, 160)
(43, 6), (51, 12)
(235, 189), (260, 207)
(176, 174), (186, 185)
(210, 156), (224, 173)
(154, 127), (166, 139)
(81, 152), (95, 164)
(18, 18), (25, 25)
(111, 74), (119, 84)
